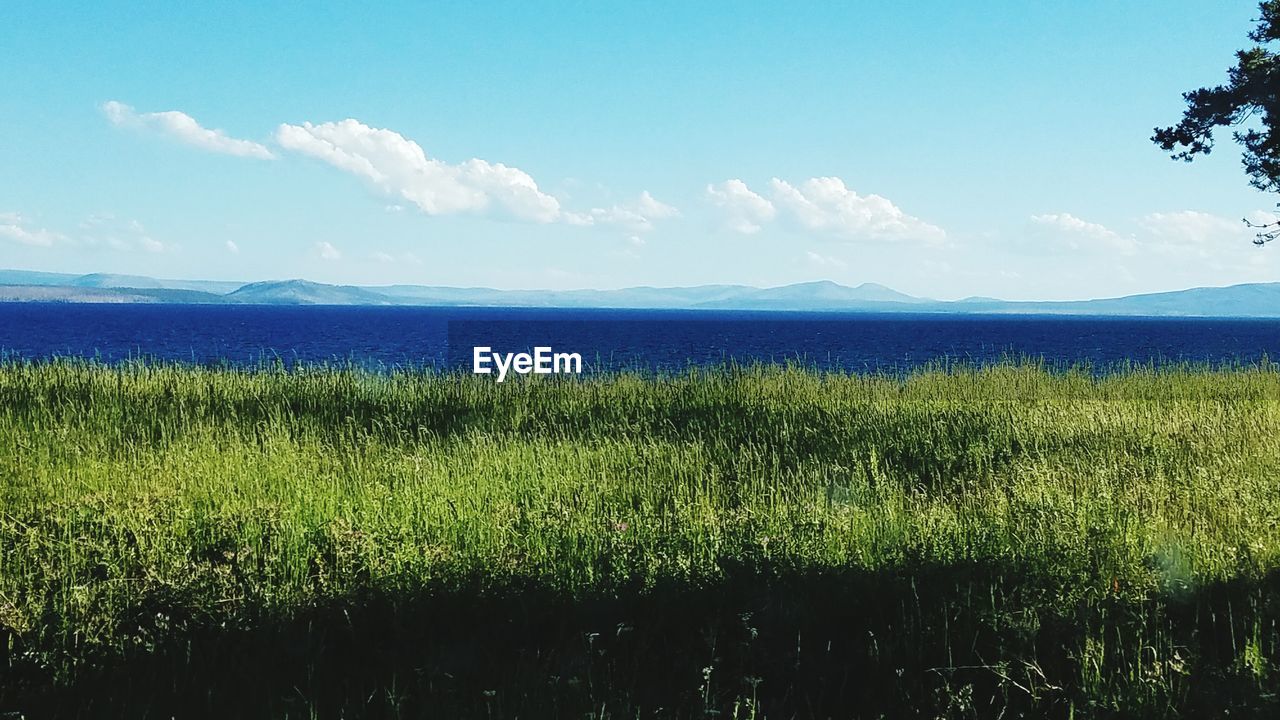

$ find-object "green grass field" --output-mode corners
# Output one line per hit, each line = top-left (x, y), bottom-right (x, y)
(1, 361), (1279, 718)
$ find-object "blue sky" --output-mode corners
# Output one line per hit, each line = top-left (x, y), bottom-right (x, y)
(2, 1), (1278, 300)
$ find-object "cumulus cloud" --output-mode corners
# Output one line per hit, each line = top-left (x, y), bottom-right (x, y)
(706, 177), (944, 243)
(1030, 212), (1137, 255)
(103, 101), (275, 159)
(315, 241), (341, 261)
(276, 118), (679, 231)
(706, 179), (776, 234)
(635, 191), (679, 220)
(770, 177), (945, 243)
(0, 212), (60, 247)
(276, 119), (565, 223)
(100, 103), (681, 233)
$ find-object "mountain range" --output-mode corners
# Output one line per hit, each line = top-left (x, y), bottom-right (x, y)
(3, 269), (1280, 317)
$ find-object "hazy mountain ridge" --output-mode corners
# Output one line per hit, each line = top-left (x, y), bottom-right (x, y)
(693, 280), (932, 310)
(0, 270), (243, 295)
(225, 280), (397, 305)
(2, 269), (1280, 316)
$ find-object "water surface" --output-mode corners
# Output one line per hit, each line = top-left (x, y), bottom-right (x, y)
(2, 303), (1278, 373)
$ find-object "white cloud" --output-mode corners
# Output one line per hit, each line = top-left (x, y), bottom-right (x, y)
(1139, 211), (1246, 247)
(1030, 212), (1117, 238)
(79, 215), (165, 253)
(372, 250), (423, 265)
(1247, 208), (1280, 226)
(103, 101), (275, 159)
(225, 240), (240, 254)
(579, 191), (681, 231)
(276, 119), (564, 223)
(805, 250), (847, 269)
(1030, 209), (1271, 259)
(770, 177), (945, 243)
(276, 118), (679, 231)
(316, 241), (341, 261)
(1030, 212), (1137, 255)
(0, 213), (60, 247)
(634, 191), (680, 221)
(706, 179), (776, 234)
(706, 177), (943, 243)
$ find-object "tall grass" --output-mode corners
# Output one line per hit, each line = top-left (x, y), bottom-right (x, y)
(1, 360), (1278, 717)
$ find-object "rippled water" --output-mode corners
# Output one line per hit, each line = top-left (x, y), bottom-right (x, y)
(2, 303), (1279, 373)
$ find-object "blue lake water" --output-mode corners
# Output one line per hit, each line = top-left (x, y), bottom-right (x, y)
(2, 302), (1280, 373)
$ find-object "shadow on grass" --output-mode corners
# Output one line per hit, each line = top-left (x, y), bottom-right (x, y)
(3, 560), (1278, 719)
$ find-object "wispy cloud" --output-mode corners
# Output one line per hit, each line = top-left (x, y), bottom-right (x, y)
(805, 250), (847, 269)
(1139, 210), (1247, 249)
(570, 191), (681, 231)
(1029, 209), (1267, 260)
(315, 241), (341, 261)
(79, 214), (166, 253)
(225, 240), (240, 254)
(1030, 213), (1138, 255)
(369, 249), (424, 265)
(0, 212), (61, 247)
(103, 100), (275, 159)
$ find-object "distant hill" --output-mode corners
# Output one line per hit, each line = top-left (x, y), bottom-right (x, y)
(0, 285), (225, 303)
(949, 283), (1280, 317)
(0, 269), (81, 287)
(695, 280), (930, 309)
(372, 283), (756, 308)
(1064, 283), (1280, 316)
(71, 273), (244, 294)
(3, 268), (1280, 316)
(0, 270), (243, 294)
(0, 286), (152, 303)
(71, 273), (165, 289)
(225, 280), (397, 305)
